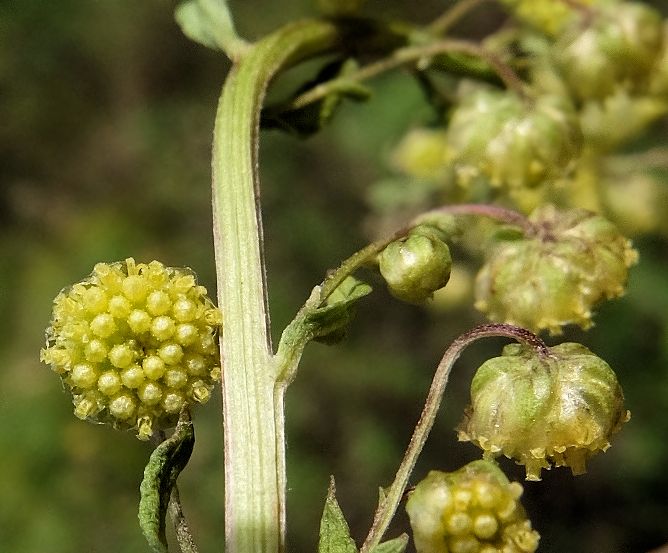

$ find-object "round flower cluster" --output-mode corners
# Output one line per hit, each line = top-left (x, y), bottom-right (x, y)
(458, 343), (629, 481)
(406, 460), (539, 553)
(554, 2), (664, 102)
(40, 258), (222, 440)
(445, 88), (582, 191)
(499, 0), (607, 36)
(475, 204), (638, 334)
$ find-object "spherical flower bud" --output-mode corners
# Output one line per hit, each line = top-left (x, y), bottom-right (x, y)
(458, 343), (629, 480)
(554, 2), (664, 101)
(378, 226), (452, 304)
(446, 87), (582, 190)
(406, 460), (539, 553)
(41, 258), (222, 440)
(475, 204), (638, 334)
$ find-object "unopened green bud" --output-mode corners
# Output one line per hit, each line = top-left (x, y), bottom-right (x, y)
(555, 2), (664, 101)
(446, 88), (582, 190)
(379, 227), (452, 304)
(406, 460), (539, 553)
(475, 205), (638, 334)
(458, 343), (629, 480)
(41, 258), (222, 440)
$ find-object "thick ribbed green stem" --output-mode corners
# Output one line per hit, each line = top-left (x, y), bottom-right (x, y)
(211, 20), (339, 553)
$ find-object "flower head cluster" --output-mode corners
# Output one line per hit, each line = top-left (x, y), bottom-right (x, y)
(406, 460), (539, 553)
(475, 204), (638, 334)
(499, 0), (605, 36)
(554, 2), (664, 102)
(445, 87), (582, 191)
(458, 343), (629, 481)
(40, 258), (222, 440)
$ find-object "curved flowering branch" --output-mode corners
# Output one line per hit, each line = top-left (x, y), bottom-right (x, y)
(361, 324), (548, 552)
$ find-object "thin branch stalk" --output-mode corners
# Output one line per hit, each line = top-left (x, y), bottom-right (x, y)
(286, 38), (527, 112)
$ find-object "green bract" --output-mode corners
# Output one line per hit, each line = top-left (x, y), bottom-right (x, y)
(406, 460), (539, 553)
(379, 227), (452, 304)
(554, 1), (664, 102)
(40, 258), (222, 440)
(445, 87), (582, 190)
(458, 343), (629, 481)
(475, 204), (638, 334)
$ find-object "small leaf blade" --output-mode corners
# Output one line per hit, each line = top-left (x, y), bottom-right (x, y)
(175, 0), (247, 57)
(318, 477), (358, 553)
(369, 534), (409, 553)
(138, 410), (195, 553)
(307, 276), (372, 344)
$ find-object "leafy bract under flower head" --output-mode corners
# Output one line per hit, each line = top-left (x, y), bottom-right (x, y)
(40, 258), (222, 440)
(406, 460), (539, 553)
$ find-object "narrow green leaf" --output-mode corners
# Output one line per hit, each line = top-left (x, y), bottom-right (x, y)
(318, 477), (358, 553)
(175, 0), (248, 58)
(138, 410), (195, 553)
(369, 535), (409, 553)
(307, 275), (372, 344)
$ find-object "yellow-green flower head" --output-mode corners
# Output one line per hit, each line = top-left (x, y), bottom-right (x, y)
(650, 22), (668, 98)
(475, 205), (638, 334)
(499, 0), (608, 36)
(579, 88), (668, 152)
(379, 226), (452, 304)
(391, 128), (451, 180)
(458, 343), (629, 481)
(445, 87), (582, 190)
(554, 1), (664, 102)
(406, 460), (539, 553)
(40, 258), (222, 440)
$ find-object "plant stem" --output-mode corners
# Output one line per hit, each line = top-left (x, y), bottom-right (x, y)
(211, 20), (340, 553)
(284, 38), (527, 112)
(414, 203), (535, 234)
(360, 323), (548, 552)
(428, 0), (489, 36)
(168, 486), (200, 553)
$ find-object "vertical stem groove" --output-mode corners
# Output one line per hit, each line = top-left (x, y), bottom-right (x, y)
(211, 20), (339, 553)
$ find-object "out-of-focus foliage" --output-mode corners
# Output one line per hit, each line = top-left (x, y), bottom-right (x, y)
(1, 1), (667, 553)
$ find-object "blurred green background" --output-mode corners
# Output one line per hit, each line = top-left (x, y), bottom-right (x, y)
(2, 1), (668, 552)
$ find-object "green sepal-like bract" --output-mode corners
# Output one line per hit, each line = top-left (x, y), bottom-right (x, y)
(139, 409), (195, 553)
(309, 275), (372, 344)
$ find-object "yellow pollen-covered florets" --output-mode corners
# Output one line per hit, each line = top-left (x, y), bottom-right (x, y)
(406, 460), (540, 553)
(40, 258), (222, 440)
